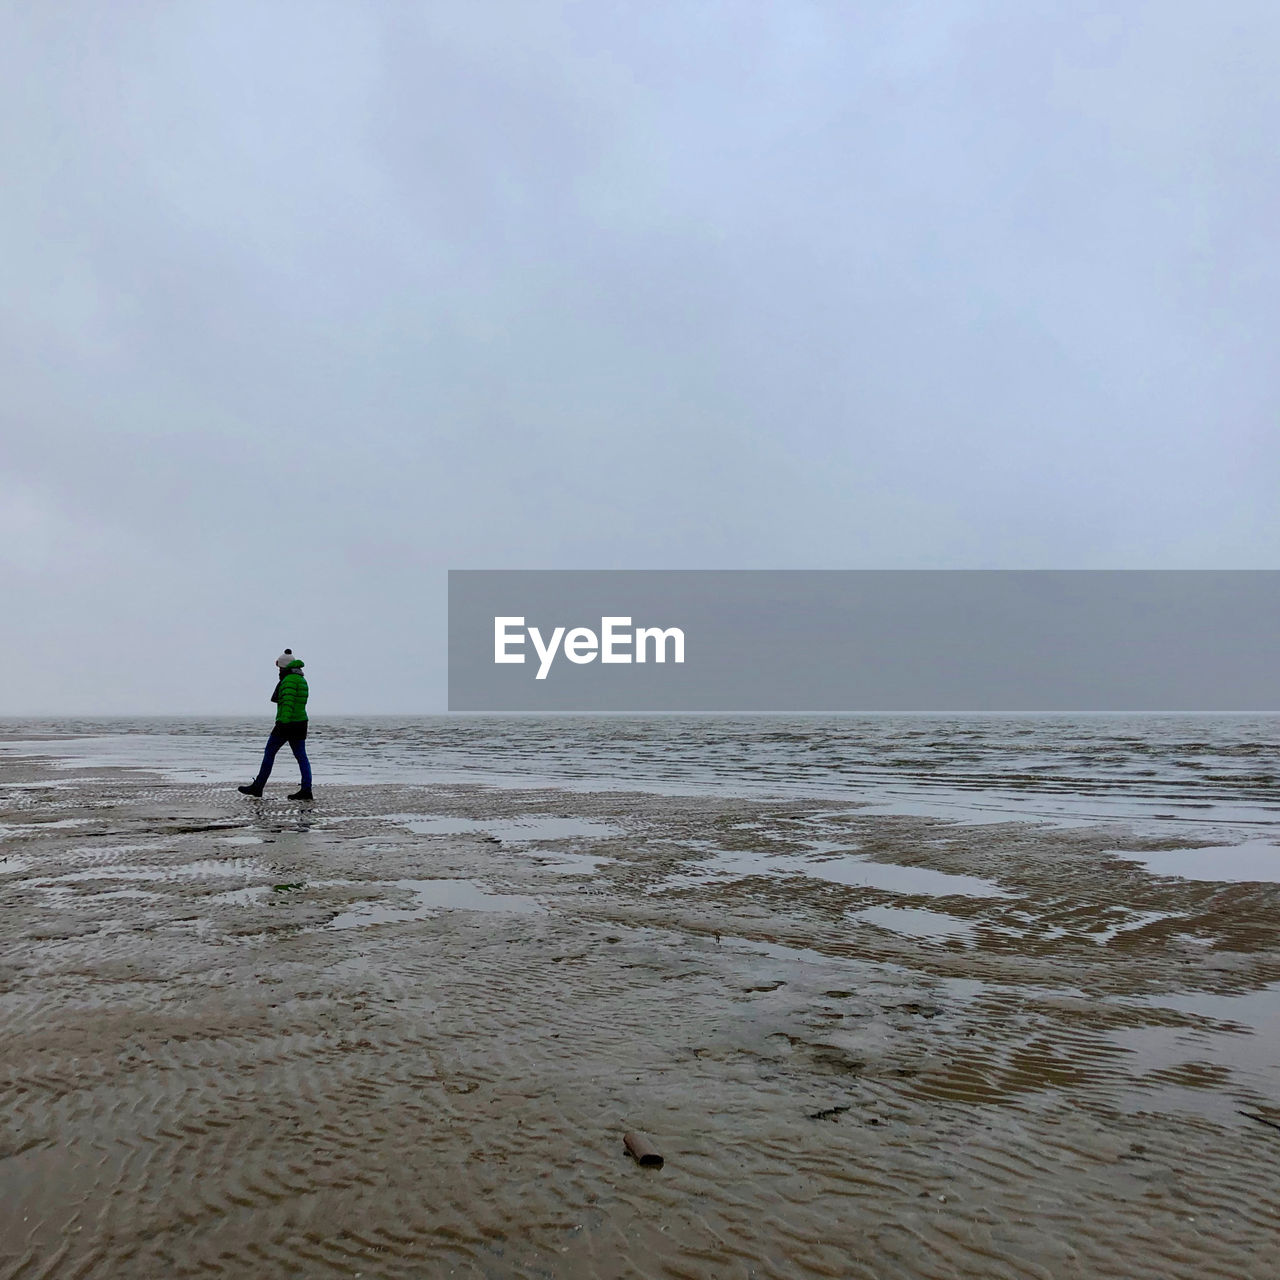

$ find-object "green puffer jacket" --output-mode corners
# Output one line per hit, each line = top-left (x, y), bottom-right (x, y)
(275, 660), (309, 724)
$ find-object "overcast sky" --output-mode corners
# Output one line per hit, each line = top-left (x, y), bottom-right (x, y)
(2, 2), (1276, 713)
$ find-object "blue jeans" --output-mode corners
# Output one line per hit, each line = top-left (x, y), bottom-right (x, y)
(254, 722), (311, 790)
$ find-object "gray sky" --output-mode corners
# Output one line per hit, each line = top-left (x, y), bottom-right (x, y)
(2, 2), (1277, 714)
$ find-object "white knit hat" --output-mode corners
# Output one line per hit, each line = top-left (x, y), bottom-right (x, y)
(276, 649), (297, 669)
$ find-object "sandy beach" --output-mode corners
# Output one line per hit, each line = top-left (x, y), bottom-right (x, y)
(2, 748), (1279, 1279)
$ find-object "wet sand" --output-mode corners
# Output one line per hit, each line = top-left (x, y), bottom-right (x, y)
(2, 757), (1278, 1278)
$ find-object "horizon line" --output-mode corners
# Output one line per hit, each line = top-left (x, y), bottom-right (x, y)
(1, 709), (1277, 719)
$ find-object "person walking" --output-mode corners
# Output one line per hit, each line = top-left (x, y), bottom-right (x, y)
(239, 650), (313, 801)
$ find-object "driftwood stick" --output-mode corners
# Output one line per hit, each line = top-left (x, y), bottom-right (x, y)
(806, 1104), (851, 1121)
(623, 1131), (664, 1167)
(1238, 1110), (1280, 1134)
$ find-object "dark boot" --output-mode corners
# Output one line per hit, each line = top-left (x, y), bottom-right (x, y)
(288, 788), (313, 801)
(238, 783), (264, 797)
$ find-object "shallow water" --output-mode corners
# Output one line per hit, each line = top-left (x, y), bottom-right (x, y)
(3, 712), (1278, 826)
(652, 838), (1009, 900)
(378, 813), (622, 841)
(851, 904), (976, 940)
(1106, 838), (1280, 883)
(327, 878), (543, 928)
(1109, 984), (1280, 1120)
(4, 715), (1278, 892)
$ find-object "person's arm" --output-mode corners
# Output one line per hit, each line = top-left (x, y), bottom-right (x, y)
(276, 675), (301, 719)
